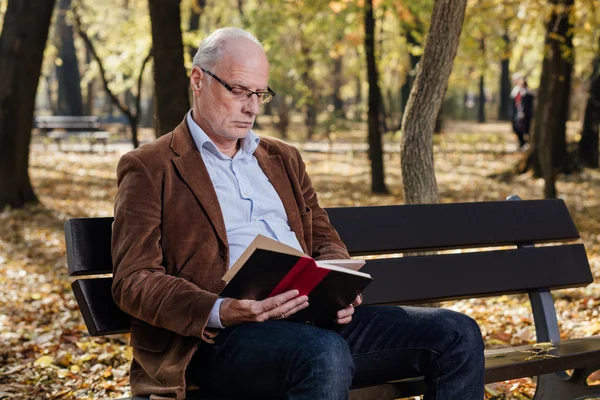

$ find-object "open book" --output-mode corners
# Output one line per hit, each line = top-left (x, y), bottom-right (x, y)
(220, 235), (372, 323)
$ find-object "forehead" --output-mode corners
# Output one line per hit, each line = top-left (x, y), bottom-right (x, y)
(214, 39), (269, 87)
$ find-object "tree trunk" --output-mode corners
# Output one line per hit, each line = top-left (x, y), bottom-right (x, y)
(148, 0), (190, 137)
(478, 75), (486, 123)
(532, 0), (574, 197)
(478, 37), (486, 123)
(364, 0), (388, 194)
(274, 96), (290, 140)
(300, 40), (318, 140)
(401, 29), (421, 119)
(434, 107), (443, 134)
(578, 45), (600, 168)
(400, 0), (467, 204)
(56, 0), (83, 116)
(332, 52), (345, 119)
(187, 0), (205, 60)
(354, 73), (362, 121)
(498, 32), (511, 121)
(85, 47), (95, 115)
(0, 0), (55, 209)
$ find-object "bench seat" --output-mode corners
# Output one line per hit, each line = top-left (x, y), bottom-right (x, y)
(65, 198), (600, 399)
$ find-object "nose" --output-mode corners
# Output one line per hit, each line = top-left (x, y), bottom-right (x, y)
(242, 93), (260, 116)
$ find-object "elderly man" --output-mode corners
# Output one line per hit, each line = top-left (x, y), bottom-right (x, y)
(111, 27), (484, 400)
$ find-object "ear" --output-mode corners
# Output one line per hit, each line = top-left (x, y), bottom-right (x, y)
(190, 66), (204, 95)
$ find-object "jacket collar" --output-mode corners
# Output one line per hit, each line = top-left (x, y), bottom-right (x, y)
(170, 117), (228, 247)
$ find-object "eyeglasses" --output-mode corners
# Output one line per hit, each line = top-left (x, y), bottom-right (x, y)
(201, 68), (275, 104)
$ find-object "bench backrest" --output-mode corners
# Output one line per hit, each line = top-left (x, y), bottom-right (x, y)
(66, 199), (593, 336)
(36, 116), (100, 131)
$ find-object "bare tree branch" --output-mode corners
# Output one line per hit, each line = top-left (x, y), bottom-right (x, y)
(72, 8), (134, 122)
(135, 49), (153, 125)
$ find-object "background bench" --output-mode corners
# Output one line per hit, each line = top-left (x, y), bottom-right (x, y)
(35, 115), (109, 152)
(65, 198), (600, 399)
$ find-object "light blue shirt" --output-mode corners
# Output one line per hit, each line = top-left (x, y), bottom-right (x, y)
(186, 111), (303, 328)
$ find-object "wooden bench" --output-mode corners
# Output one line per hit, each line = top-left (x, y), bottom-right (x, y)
(35, 115), (109, 152)
(65, 198), (600, 399)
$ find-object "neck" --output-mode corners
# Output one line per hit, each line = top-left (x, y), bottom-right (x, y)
(214, 138), (240, 158)
(191, 110), (240, 158)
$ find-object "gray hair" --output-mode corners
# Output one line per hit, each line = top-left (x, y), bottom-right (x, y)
(192, 27), (263, 71)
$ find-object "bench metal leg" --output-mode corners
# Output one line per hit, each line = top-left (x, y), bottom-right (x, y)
(533, 366), (600, 400)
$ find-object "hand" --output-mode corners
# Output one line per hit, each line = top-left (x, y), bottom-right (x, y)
(335, 294), (363, 325)
(219, 290), (309, 327)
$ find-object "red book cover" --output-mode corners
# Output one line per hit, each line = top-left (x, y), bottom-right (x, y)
(268, 257), (314, 297)
(268, 258), (331, 298)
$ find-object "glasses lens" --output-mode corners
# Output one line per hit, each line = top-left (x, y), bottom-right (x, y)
(230, 87), (248, 100)
(261, 92), (273, 104)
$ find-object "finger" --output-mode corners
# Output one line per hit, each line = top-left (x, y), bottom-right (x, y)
(265, 295), (308, 320)
(335, 315), (352, 325)
(336, 305), (355, 320)
(272, 300), (310, 320)
(260, 290), (301, 312)
(352, 294), (363, 307)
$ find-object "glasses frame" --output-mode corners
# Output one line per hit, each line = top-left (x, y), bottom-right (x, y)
(201, 68), (275, 104)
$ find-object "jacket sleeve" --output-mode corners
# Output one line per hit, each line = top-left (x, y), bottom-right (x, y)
(293, 147), (350, 261)
(111, 152), (218, 339)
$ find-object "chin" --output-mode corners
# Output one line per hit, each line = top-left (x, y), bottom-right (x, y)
(222, 131), (249, 142)
(234, 128), (252, 138)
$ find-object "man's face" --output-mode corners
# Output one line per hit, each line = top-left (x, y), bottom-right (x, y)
(191, 39), (270, 143)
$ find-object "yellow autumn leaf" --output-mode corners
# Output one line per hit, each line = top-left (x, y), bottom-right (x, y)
(34, 355), (54, 367)
(123, 347), (133, 361)
(57, 369), (69, 379)
(70, 364), (80, 373)
(57, 353), (72, 367)
(484, 385), (501, 396)
(533, 342), (555, 350)
(79, 353), (97, 362)
(30, 293), (42, 300)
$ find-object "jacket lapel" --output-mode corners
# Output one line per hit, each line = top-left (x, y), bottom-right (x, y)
(254, 143), (305, 252)
(170, 120), (228, 248)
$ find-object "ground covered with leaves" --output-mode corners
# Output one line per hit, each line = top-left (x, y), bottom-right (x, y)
(1, 122), (599, 399)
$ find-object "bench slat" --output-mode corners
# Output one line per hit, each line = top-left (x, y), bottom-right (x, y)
(71, 244), (592, 336)
(72, 278), (130, 336)
(66, 218), (113, 276)
(484, 336), (600, 382)
(360, 244), (593, 306)
(326, 199), (579, 255)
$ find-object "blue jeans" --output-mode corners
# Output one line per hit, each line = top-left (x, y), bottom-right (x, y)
(186, 306), (485, 399)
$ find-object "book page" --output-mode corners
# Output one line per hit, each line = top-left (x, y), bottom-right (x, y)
(316, 262), (371, 278)
(315, 259), (366, 271)
(222, 234), (307, 282)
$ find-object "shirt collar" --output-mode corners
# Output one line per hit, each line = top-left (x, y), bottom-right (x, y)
(186, 110), (260, 159)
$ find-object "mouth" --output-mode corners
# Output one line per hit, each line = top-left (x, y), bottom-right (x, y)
(234, 121), (254, 127)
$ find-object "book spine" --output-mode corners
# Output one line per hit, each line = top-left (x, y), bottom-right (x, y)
(294, 266), (330, 297)
(268, 257), (313, 297)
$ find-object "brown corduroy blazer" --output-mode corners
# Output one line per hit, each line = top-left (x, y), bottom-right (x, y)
(111, 118), (350, 399)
